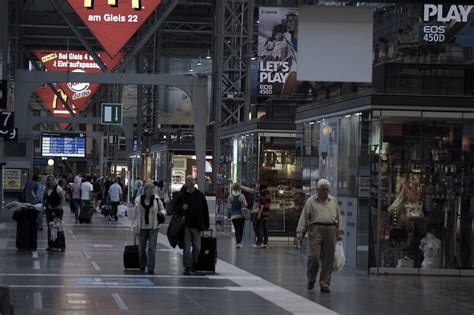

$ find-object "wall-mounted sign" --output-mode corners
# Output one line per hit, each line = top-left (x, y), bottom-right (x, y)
(0, 111), (17, 141)
(67, 0), (162, 58)
(3, 168), (22, 190)
(101, 103), (123, 125)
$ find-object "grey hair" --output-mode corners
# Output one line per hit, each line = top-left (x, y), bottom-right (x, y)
(317, 179), (331, 189)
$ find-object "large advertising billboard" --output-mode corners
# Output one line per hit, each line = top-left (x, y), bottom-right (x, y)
(258, 7), (299, 96)
(420, 3), (474, 46)
(34, 50), (122, 128)
(67, 0), (162, 58)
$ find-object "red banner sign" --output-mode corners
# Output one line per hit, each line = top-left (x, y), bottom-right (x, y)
(67, 0), (162, 58)
(36, 86), (76, 129)
(34, 50), (122, 128)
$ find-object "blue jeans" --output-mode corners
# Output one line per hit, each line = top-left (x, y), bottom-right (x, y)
(183, 227), (201, 269)
(138, 228), (159, 272)
(73, 198), (81, 221)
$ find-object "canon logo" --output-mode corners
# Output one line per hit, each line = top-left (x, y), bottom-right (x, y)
(424, 4), (473, 22)
(84, 0), (141, 9)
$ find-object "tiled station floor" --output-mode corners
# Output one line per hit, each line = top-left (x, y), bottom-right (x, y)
(0, 204), (473, 314)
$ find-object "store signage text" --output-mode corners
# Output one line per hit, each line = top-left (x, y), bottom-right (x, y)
(259, 61), (290, 84)
(423, 4), (473, 22)
(67, 0), (162, 58)
(420, 25), (446, 43)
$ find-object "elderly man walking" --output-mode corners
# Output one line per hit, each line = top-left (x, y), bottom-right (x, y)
(296, 179), (343, 292)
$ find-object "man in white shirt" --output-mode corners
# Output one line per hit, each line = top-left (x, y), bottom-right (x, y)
(80, 176), (94, 211)
(108, 178), (123, 221)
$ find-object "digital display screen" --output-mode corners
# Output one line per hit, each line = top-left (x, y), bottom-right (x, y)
(41, 132), (86, 157)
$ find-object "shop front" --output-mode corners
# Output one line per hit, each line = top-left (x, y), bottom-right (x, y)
(220, 129), (299, 237)
(296, 95), (474, 274)
(149, 144), (214, 195)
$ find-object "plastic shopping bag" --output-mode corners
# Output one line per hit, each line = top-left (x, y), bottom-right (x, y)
(117, 204), (127, 217)
(334, 241), (345, 272)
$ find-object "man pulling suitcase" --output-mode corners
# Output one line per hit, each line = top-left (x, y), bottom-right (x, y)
(173, 175), (210, 275)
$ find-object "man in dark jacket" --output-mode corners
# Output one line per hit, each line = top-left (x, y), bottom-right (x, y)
(174, 175), (210, 275)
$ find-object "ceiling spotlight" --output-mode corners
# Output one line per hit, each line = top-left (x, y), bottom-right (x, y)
(206, 50), (211, 59)
(197, 56), (202, 66)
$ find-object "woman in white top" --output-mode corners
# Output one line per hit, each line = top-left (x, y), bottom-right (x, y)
(132, 181), (165, 274)
(70, 175), (82, 223)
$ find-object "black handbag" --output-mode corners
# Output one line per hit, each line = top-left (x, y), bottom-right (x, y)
(157, 211), (165, 224)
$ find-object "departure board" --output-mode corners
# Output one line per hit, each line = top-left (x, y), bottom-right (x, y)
(41, 132), (86, 157)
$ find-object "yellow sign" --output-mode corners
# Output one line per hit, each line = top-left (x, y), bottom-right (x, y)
(84, 0), (141, 9)
(3, 169), (22, 190)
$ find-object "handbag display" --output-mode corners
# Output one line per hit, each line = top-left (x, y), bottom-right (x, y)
(405, 202), (424, 219)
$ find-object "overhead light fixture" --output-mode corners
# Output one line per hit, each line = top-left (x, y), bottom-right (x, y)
(206, 50), (211, 59)
(188, 65), (194, 72)
(251, 56), (256, 60)
(197, 56), (202, 66)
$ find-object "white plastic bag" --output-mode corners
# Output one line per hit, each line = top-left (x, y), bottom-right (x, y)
(334, 241), (345, 272)
(117, 204), (127, 217)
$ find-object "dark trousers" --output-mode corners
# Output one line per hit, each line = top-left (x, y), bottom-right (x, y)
(231, 218), (245, 244)
(255, 217), (268, 245)
(110, 201), (120, 219)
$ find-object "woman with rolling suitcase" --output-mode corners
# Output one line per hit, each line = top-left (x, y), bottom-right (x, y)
(43, 174), (66, 252)
(132, 181), (165, 274)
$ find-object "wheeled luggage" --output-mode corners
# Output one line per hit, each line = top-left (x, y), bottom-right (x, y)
(100, 204), (111, 217)
(123, 238), (140, 269)
(12, 207), (38, 250)
(78, 205), (93, 223)
(195, 229), (217, 273)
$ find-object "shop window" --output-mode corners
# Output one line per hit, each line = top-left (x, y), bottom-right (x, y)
(372, 116), (474, 270)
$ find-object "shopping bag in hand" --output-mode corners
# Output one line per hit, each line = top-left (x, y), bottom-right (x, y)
(334, 241), (345, 272)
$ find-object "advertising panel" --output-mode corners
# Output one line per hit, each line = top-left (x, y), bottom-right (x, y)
(420, 4), (474, 46)
(67, 0), (162, 58)
(3, 168), (22, 190)
(258, 7), (299, 96)
(34, 50), (122, 128)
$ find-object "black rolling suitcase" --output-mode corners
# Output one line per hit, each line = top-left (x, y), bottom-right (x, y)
(78, 205), (93, 223)
(12, 207), (38, 250)
(123, 238), (140, 269)
(195, 229), (217, 273)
